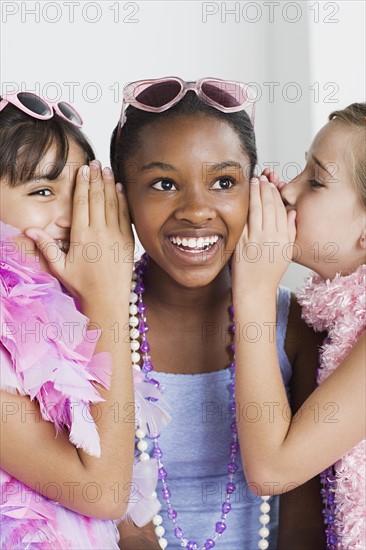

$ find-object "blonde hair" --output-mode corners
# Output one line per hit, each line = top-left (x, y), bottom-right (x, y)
(328, 103), (366, 208)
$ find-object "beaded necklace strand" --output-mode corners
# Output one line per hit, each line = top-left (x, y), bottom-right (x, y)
(130, 254), (271, 549)
(320, 447), (338, 547)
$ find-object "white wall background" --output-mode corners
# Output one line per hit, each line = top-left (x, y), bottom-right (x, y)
(1, 0), (365, 289)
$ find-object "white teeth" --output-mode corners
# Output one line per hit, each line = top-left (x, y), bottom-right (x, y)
(170, 235), (219, 251)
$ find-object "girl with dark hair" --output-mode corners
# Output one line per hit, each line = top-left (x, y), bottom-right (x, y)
(112, 78), (325, 549)
(0, 92), (161, 548)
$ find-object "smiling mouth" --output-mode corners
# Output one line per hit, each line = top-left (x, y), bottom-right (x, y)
(54, 240), (70, 253)
(169, 235), (220, 253)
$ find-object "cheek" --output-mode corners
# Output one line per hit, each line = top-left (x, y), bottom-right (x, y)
(227, 192), (249, 230)
(125, 188), (139, 225)
(130, 205), (158, 245)
(0, 191), (17, 225)
(23, 208), (49, 228)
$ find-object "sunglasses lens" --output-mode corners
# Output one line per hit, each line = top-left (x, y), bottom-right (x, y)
(17, 92), (52, 116)
(58, 102), (83, 126)
(202, 80), (247, 108)
(135, 80), (182, 108)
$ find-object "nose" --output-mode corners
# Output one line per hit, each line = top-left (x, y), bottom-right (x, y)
(174, 186), (216, 224)
(280, 179), (299, 209)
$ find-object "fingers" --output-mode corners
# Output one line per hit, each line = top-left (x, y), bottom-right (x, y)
(259, 175), (276, 231)
(89, 161), (106, 228)
(249, 175), (290, 236)
(103, 167), (119, 227)
(115, 182), (132, 235)
(264, 168), (277, 183)
(72, 165), (90, 233)
(73, 162), (119, 232)
(262, 168), (280, 185)
(241, 224), (249, 243)
(24, 228), (65, 276)
(248, 177), (262, 236)
(277, 180), (286, 191)
(262, 167), (287, 192)
(273, 185), (288, 234)
(287, 209), (297, 243)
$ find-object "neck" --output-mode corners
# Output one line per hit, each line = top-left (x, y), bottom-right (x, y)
(142, 256), (232, 312)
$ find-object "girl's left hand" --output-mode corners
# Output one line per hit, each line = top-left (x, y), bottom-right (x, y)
(232, 175), (296, 293)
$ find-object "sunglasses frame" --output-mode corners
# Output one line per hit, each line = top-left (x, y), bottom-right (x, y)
(0, 91), (83, 128)
(118, 76), (256, 132)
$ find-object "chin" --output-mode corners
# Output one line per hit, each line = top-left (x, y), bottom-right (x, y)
(172, 263), (224, 288)
(173, 272), (216, 289)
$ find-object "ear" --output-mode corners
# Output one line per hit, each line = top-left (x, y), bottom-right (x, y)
(360, 233), (366, 249)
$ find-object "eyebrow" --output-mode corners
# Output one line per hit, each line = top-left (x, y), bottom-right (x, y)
(306, 152), (334, 177)
(141, 162), (177, 173)
(24, 174), (53, 184)
(206, 161), (243, 172)
(140, 160), (243, 173)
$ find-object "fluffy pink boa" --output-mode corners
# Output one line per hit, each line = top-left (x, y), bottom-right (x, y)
(297, 265), (366, 549)
(0, 222), (170, 544)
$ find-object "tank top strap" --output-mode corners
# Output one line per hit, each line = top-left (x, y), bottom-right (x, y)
(276, 286), (292, 391)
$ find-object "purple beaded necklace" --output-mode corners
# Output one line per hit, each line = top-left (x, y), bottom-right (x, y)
(131, 253), (270, 549)
(320, 465), (338, 549)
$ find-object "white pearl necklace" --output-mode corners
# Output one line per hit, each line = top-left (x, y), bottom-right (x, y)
(130, 277), (151, 461)
(258, 496), (271, 549)
(130, 274), (169, 547)
(129, 269), (271, 549)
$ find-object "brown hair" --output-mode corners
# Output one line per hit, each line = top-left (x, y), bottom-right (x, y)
(328, 102), (366, 208)
(0, 102), (95, 186)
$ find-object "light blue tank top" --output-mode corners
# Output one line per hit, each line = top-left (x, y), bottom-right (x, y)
(150, 287), (292, 549)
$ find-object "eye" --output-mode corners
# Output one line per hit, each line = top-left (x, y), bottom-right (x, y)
(211, 177), (234, 190)
(308, 179), (325, 189)
(151, 179), (176, 191)
(29, 188), (53, 197)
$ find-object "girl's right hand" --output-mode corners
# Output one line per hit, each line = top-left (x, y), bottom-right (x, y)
(232, 174), (296, 294)
(25, 161), (134, 304)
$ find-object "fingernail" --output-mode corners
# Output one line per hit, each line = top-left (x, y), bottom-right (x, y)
(25, 230), (39, 241)
(90, 160), (101, 169)
(250, 177), (259, 185)
(103, 167), (112, 175)
(269, 182), (276, 189)
(259, 175), (268, 182)
(116, 182), (123, 193)
(82, 165), (90, 179)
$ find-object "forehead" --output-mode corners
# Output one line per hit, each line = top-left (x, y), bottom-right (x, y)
(131, 115), (247, 164)
(311, 120), (354, 161)
(310, 120), (362, 199)
(35, 141), (86, 179)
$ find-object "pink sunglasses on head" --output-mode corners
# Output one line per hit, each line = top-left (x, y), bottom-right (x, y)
(0, 91), (83, 127)
(118, 77), (256, 131)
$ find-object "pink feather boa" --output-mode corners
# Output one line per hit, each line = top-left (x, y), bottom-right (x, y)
(0, 222), (170, 546)
(297, 265), (366, 549)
